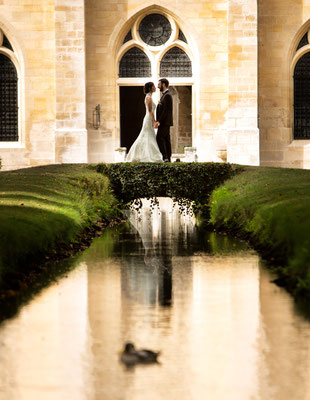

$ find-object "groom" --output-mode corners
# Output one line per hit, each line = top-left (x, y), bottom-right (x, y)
(155, 78), (173, 162)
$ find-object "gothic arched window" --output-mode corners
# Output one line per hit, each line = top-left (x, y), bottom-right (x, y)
(119, 47), (151, 77)
(294, 52), (310, 139)
(0, 53), (18, 141)
(160, 47), (192, 77)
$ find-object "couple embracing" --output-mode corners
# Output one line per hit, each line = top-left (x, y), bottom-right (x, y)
(126, 78), (173, 163)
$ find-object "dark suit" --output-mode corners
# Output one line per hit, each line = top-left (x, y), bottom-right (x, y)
(156, 90), (173, 161)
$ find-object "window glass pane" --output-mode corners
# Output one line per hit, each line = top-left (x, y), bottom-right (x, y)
(139, 14), (171, 46)
(178, 30), (187, 44)
(160, 47), (192, 77)
(123, 30), (132, 44)
(296, 33), (308, 51)
(119, 47), (151, 77)
(0, 54), (18, 141)
(294, 52), (310, 139)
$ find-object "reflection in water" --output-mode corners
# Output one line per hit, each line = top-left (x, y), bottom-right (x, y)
(124, 199), (187, 307)
(0, 198), (310, 400)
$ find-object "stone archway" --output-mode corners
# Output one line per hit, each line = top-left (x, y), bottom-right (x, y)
(116, 10), (195, 157)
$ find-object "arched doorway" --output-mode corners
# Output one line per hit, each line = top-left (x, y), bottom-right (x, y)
(117, 12), (194, 154)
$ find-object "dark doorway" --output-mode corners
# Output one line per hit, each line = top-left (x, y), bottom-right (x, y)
(120, 86), (145, 152)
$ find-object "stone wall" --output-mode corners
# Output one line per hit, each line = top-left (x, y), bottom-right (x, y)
(2, 0), (310, 169)
(54, 0), (87, 163)
(85, 0), (120, 163)
(0, 0), (56, 170)
(85, 0), (259, 165)
(0, 0), (87, 171)
(258, 0), (310, 168)
(227, 0), (259, 165)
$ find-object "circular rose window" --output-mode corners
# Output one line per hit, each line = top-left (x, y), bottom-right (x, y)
(139, 14), (172, 46)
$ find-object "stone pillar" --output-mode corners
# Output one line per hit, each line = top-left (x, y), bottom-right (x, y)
(227, 0), (259, 165)
(54, 0), (87, 163)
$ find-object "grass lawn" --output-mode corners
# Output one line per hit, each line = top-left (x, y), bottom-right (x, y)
(209, 166), (310, 297)
(0, 164), (120, 287)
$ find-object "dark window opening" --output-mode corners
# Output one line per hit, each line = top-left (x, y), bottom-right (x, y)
(0, 53), (18, 141)
(294, 52), (310, 139)
(119, 47), (151, 77)
(123, 30), (132, 44)
(296, 32), (308, 51)
(178, 30), (187, 44)
(139, 14), (171, 46)
(160, 47), (192, 77)
(2, 34), (14, 51)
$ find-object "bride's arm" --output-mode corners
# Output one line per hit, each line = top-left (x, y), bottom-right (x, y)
(146, 97), (156, 125)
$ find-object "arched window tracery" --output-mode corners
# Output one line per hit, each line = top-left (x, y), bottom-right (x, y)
(118, 13), (192, 80)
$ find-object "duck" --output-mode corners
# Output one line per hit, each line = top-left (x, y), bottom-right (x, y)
(120, 342), (160, 365)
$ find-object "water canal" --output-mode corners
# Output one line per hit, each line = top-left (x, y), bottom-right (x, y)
(0, 198), (310, 400)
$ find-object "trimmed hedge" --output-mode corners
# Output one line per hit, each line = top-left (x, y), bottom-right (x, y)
(96, 162), (239, 215)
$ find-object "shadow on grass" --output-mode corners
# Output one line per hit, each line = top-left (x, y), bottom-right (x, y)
(0, 193), (80, 209)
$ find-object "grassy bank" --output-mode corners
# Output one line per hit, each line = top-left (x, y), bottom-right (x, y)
(0, 164), (121, 289)
(209, 166), (310, 297)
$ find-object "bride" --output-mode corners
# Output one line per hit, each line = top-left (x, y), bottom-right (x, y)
(126, 82), (163, 162)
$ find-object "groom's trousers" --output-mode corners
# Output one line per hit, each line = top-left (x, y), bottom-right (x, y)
(156, 125), (172, 161)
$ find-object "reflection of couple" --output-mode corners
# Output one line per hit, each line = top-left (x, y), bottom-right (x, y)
(126, 78), (173, 163)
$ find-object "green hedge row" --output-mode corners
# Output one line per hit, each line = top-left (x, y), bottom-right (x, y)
(96, 162), (239, 215)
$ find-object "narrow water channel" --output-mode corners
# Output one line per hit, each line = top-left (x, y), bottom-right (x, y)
(0, 198), (310, 400)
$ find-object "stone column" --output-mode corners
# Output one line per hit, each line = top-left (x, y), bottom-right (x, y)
(227, 0), (259, 165)
(54, 0), (87, 163)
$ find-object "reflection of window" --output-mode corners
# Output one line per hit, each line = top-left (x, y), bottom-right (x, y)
(0, 53), (18, 141)
(119, 47), (151, 77)
(160, 47), (192, 77)
(294, 52), (310, 139)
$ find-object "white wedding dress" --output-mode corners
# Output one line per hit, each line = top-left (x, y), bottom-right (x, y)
(126, 93), (163, 162)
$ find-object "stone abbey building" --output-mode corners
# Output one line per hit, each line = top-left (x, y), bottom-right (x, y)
(1, 0), (310, 170)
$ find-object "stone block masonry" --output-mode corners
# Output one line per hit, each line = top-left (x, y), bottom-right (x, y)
(54, 0), (87, 163)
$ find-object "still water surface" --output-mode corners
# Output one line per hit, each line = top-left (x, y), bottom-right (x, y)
(0, 198), (310, 400)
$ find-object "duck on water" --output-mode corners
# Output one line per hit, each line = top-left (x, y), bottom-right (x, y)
(120, 343), (160, 366)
